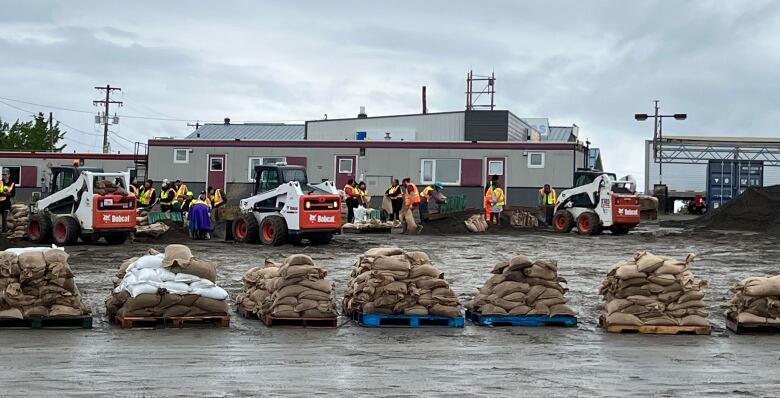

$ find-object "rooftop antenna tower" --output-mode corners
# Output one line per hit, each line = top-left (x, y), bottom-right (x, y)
(465, 69), (496, 111)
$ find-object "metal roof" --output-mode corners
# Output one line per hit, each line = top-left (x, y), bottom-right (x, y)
(186, 123), (305, 140)
(546, 126), (576, 142)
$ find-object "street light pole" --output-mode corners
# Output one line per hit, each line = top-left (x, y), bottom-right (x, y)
(653, 100), (661, 183)
(635, 100), (687, 188)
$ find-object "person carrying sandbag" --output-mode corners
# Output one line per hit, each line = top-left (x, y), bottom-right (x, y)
(401, 178), (422, 234)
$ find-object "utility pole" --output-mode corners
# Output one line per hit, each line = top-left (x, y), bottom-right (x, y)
(48, 112), (53, 151)
(93, 85), (123, 153)
(187, 121), (201, 130)
(653, 100), (660, 183)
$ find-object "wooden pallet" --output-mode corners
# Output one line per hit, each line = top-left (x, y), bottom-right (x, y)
(726, 315), (780, 334)
(236, 305), (337, 328)
(0, 315), (92, 329)
(605, 323), (710, 335)
(113, 314), (230, 329)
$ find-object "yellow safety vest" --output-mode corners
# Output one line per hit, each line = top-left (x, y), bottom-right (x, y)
(420, 186), (434, 198)
(129, 185), (138, 196)
(0, 181), (12, 201)
(139, 188), (155, 205)
(353, 187), (365, 197)
(176, 184), (188, 200)
(545, 190), (557, 205)
(211, 189), (224, 206)
(191, 198), (211, 209)
(160, 188), (175, 205)
(493, 187), (505, 207)
(387, 185), (401, 196)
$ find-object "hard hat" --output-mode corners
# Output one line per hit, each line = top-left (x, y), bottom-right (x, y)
(435, 181), (444, 189)
(163, 178), (170, 185)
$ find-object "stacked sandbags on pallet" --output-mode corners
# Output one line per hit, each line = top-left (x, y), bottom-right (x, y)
(342, 247), (462, 318)
(105, 244), (229, 320)
(600, 251), (709, 327)
(466, 254), (576, 316)
(6, 204), (29, 240)
(0, 247), (91, 319)
(723, 276), (780, 325)
(465, 214), (488, 232)
(509, 210), (539, 228)
(136, 208), (150, 227)
(236, 255), (337, 319)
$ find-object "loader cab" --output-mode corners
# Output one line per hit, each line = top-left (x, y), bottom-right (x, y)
(47, 166), (104, 195)
(573, 169), (617, 188)
(252, 164), (308, 195)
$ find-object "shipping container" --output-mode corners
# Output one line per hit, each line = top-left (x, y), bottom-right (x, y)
(706, 160), (764, 210)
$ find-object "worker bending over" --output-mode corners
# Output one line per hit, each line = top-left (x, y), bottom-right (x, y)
(188, 191), (212, 240)
(539, 184), (557, 225)
(208, 186), (226, 221)
(419, 181), (443, 222)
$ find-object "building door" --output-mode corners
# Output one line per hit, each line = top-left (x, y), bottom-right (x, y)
(335, 155), (357, 189)
(486, 157), (506, 190)
(207, 154), (226, 191)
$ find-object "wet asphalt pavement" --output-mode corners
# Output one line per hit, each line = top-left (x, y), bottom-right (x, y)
(0, 227), (779, 397)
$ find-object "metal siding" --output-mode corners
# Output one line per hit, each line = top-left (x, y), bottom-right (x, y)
(507, 112), (530, 141)
(464, 111), (508, 141)
(547, 127), (574, 142)
(185, 124), (304, 140)
(306, 113), (464, 141)
(148, 144), (579, 191)
(707, 160), (764, 210)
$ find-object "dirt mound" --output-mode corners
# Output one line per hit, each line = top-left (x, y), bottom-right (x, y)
(695, 185), (780, 235)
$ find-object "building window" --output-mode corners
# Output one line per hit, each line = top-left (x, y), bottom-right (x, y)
(174, 148), (189, 163)
(210, 157), (223, 172)
(248, 157), (287, 181)
(528, 152), (545, 168)
(420, 159), (461, 185)
(488, 160), (504, 176)
(338, 158), (353, 174)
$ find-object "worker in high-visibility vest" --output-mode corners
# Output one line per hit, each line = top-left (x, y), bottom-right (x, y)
(188, 191), (212, 240)
(159, 181), (177, 213)
(343, 179), (359, 223)
(174, 180), (188, 202)
(490, 181), (505, 225)
(401, 178), (422, 234)
(484, 175), (499, 221)
(539, 184), (557, 226)
(129, 176), (139, 197)
(384, 179), (403, 223)
(208, 186), (226, 221)
(419, 181), (443, 222)
(138, 179), (157, 209)
(0, 168), (16, 232)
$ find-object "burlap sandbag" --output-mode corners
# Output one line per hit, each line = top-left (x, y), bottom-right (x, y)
(297, 279), (332, 293)
(736, 312), (767, 323)
(169, 257), (217, 282)
(508, 305), (533, 315)
(49, 305), (83, 317)
(678, 315), (708, 327)
(283, 254), (315, 267)
(194, 297), (229, 314)
(744, 276), (780, 297)
(414, 278), (448, 290)
(364, 247), (405, 257)
(272, 304), (299, 318)
(401, 207), (418, 234)
(24, 306), (50, 317)
(372, 256), (412, 272)
(406, 251), (431, 265)
(606, 312), (642, 326)
(123, 293), (162, 312)
(161, 244), (194, 268)
(634, 251), (665, 273)
(654, 260), (687, 275)
(0, 308), (24, 319)
(429, 303), (461, 318)
(0, 252), (20, 277)
(18, 252), (46, 282)
(615, 263), (647, 280)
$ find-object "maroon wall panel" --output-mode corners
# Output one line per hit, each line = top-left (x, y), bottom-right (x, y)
(460, 159), (483, 186)
(287, 156), (307, 167)
(20, 166), (38, 187)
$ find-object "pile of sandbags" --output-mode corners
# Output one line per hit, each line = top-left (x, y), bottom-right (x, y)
(342, 219), (393, 230)
(105, 244), (229, 319)
(465, 214), (488, 232)
(94, 179), (128, 196)
(600, 251), (709, 327)
(235, 254), (337, 319)
(134, 222), (169, 238)
(0, 246), (90, 319)
(722, 275), (780, 324)
(466, 254), (576, 316)
(342, 247), (462, 318)
(136, 208), (150, 227)
(5, 204), (29, 240)
(509, 210), (539, 228)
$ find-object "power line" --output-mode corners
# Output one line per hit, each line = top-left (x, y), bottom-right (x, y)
(0, 96), (93, 114)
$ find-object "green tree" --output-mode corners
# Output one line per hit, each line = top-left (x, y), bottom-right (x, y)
(0, 112), (67, 151)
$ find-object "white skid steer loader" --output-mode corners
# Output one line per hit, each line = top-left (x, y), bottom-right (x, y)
(552, 171), (640, 236)
(233, 164), (341, 246)
(27, 166), (136, 245)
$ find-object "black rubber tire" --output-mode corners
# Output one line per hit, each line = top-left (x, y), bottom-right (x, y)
(104, 233), (128, 245)
(259, 216), (287, 246)
(28, 214), (53, 244)
(52, 216), (80, 246)
(552, 210), (574, 233)
(234, 214), (259, 243)
(308, 233), (333, 245)
(576, 212), (600, 236)
(610, 226), (630, 235)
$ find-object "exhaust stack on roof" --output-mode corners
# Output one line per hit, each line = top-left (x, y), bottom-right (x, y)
(358, 106), (367, 119)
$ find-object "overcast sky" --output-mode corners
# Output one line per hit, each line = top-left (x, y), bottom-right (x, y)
(1, 0), (778, 189)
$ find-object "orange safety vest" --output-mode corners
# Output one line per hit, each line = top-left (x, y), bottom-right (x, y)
(129, 184), (138, 196)
(484, 186), (494, 207)
(405, 183), (421, 206)
(344, 185), (357, 198)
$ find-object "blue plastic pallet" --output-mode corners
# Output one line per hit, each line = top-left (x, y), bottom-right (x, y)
(352, 311), (464, 328)
(466, 310), (577, 327)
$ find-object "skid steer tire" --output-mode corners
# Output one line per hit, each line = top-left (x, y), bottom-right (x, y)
(104, 233), (128, 245)
(308, 233), (333, 245)
(234, 214), (259, 243)
(260, 216), (287, 246)
(552, 210), (574, 233)
(28, 214), (53, 244)
(576, 212), (600, 236)
(52, 217), (80, 246)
